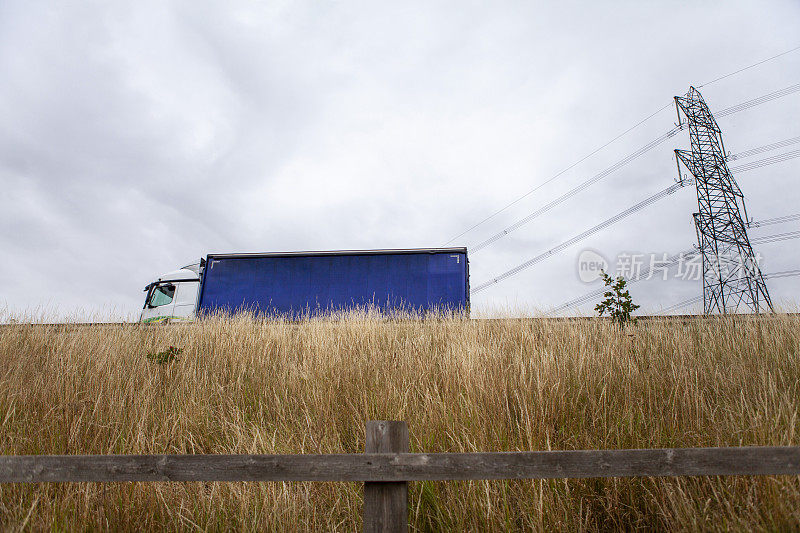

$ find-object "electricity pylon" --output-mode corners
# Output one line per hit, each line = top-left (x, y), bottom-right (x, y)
(674, 86), (773, 314)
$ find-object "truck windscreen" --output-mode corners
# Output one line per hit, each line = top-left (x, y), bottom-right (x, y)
(147, 284), (175, 308)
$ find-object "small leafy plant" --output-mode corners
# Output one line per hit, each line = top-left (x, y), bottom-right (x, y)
(595, 270), (640, 326)
(146, 346), (182, 364)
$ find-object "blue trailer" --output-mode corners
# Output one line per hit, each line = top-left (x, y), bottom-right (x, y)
(139, 248), (469, 322)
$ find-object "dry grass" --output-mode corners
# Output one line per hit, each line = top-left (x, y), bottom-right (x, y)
(0, 313), (799, 531)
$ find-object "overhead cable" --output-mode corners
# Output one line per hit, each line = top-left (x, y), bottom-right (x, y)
(728, 135), (800, 161)
(471, 181), (688, 293)
(699, 45), (800, 87)
(446, 81), (800, 248)
(750, 230), (800, 245)
(655, 269), (800, 315)
(717, 83), (800, 118)
(440, 102), (674, 246)
(655, 295), (704, 316)
(730, 149), (800, 173)
(551, 227), (800, 315)
(471, 95), (800, 254)
(749, 212), (800, 228)
(477, 215), (800, 302)
(471, 128), (681, 252)
(547, 248), (696, 314)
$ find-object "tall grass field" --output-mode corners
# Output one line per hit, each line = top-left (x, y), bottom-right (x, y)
(0, 314), (799, 530)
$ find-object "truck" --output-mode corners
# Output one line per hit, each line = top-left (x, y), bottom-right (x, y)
(139, 247), (469, 323)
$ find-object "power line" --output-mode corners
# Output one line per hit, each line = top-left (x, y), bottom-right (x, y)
(765, 268), (800, 280)
(655, 295), (703, 315)
(749, 213), (800, 228)
(750, 230), (800, 245)
(440, 102), (674, 246)
(550, 226), (800, 315)
(655, 269), (800, 315)
(729, 149), (800, 173)
(473, 142), (800, 296)
(716, 83), (800, 117)
(548, 248), (696, 314)
(445, 79), (800, 248)
(472, 181), (688, 294)
(471, 127), (681, 252)
(471, 133), (800, 254)
(728, 135), (800, 161)
(469, 89), (800, 254)
(698, 45), (800, 87)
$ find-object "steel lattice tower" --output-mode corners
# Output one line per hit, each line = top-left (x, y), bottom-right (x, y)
(674, 86), (773, 314)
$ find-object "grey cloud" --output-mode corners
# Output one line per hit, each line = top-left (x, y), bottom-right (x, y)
(1, 0), (799, 317)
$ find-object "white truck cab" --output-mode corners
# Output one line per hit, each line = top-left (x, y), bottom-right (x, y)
(139, 262), (202, 323)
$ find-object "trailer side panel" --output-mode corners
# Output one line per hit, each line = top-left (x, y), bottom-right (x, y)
(197, 248), (468, 317)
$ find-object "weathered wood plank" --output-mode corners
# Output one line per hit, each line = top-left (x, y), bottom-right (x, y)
(364, 421), (409, 533)
(0, 447), (798, 483)
(396, 446), (800, 480)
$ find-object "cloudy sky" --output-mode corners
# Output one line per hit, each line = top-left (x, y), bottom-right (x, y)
(1, 1), (799, 320)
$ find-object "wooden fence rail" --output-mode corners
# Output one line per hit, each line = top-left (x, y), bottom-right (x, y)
(1, 421), (799, 532)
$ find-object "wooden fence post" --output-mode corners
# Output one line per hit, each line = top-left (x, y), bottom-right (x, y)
(363, 421), (409, 533)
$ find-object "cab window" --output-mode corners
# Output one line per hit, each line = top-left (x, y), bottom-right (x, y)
(148, 284), (175, 307)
